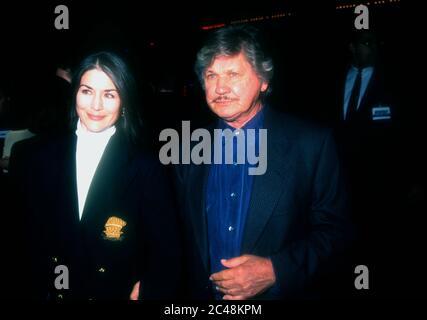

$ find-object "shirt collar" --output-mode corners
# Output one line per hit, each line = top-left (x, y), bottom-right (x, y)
(75, 120), (116, 140)
(218, 106), (265, 131)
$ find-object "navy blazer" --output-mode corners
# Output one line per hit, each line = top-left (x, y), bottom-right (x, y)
(9, 129), (183, 300)
(174, 107), (352, 299)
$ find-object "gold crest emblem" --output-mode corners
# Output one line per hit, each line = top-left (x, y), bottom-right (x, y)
(103, 216), (127, 241)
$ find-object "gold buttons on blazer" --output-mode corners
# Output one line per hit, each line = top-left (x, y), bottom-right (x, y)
(98, 267), (106, 273)
(52, 257), (58, 263)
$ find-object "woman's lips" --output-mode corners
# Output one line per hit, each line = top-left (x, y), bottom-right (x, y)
(87, 114), (105, 121)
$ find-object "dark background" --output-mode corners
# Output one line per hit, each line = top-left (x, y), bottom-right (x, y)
(1, 0), (421, 132)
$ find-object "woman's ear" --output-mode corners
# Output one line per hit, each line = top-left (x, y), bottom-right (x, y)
(261, 82), (269, 93)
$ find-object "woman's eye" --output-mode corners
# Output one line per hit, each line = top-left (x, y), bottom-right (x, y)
(105, 93), (115, 99)
(229, 72), (238, 78)
(206, 73), (216, 80)
(81, 89), (91, 95)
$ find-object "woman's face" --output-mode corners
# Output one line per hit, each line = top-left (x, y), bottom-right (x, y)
(76, 68), (121, 132)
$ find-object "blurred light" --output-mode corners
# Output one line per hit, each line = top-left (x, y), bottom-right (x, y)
(202, 23), (225, 30)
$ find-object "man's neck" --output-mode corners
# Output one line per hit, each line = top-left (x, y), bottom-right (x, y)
(225, 103), (263, 129)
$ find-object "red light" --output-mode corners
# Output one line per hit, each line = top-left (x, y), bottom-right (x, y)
(201, 23), (226, 30)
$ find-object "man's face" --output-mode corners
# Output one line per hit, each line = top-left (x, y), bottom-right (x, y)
(350, 34), (378, 68)
(204, 52), (268, 128)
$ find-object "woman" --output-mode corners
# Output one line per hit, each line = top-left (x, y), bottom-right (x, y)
(10, 52), (182, 300)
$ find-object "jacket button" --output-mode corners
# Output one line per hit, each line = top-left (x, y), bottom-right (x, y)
(98, 267), (106, 273)
(57, 294), (63, 299)
(52, 257), (58, 263)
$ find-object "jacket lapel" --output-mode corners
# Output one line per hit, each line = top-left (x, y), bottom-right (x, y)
(340, 68), (350, 122)
(359, 68), (378, 116)
(242, 108), (292, 253)
(80, 131), (132, 229)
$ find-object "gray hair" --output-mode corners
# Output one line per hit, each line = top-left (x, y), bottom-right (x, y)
(195, 24), (274, 95)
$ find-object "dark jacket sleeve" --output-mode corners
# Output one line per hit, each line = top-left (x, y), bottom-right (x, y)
(7, 137), (51, 299)
(138, 159), (184, 299)
(270, 131), (353, 297)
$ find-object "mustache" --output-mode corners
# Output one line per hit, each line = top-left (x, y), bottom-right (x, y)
(212, 96), (238, 103)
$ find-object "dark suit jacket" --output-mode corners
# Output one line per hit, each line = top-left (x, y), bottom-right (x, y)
(333, 65), (399, 135)
(332, 65), (402, 215)
(174, 107), (352, 299)
(9, 129), (182, 300)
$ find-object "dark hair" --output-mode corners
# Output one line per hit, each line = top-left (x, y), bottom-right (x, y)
(70, 51), (142, 143)
(195, 25), (274, 95)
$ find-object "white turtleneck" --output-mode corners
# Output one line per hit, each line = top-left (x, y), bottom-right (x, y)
(75, 120), (116, 220)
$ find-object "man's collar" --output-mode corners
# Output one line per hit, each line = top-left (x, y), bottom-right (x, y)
(218, 106), (265, 131)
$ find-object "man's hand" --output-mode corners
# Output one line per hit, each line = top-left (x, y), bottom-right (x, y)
(210, 254), (276, 300)
(130, 281), (140, 300)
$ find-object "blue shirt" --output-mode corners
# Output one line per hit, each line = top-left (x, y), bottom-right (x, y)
(206, 109), (264, 293)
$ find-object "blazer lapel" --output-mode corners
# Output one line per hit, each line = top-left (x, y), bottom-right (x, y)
(242, 108), (292, 253)
(80, 131), (132, 228)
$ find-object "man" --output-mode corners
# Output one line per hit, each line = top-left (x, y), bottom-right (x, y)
(174, 25), (352, 300)
(333, 30), (405, 298)
(342, 30), (394, 125)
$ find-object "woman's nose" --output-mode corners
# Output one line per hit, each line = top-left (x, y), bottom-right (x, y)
(91, 93), (102, 111)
